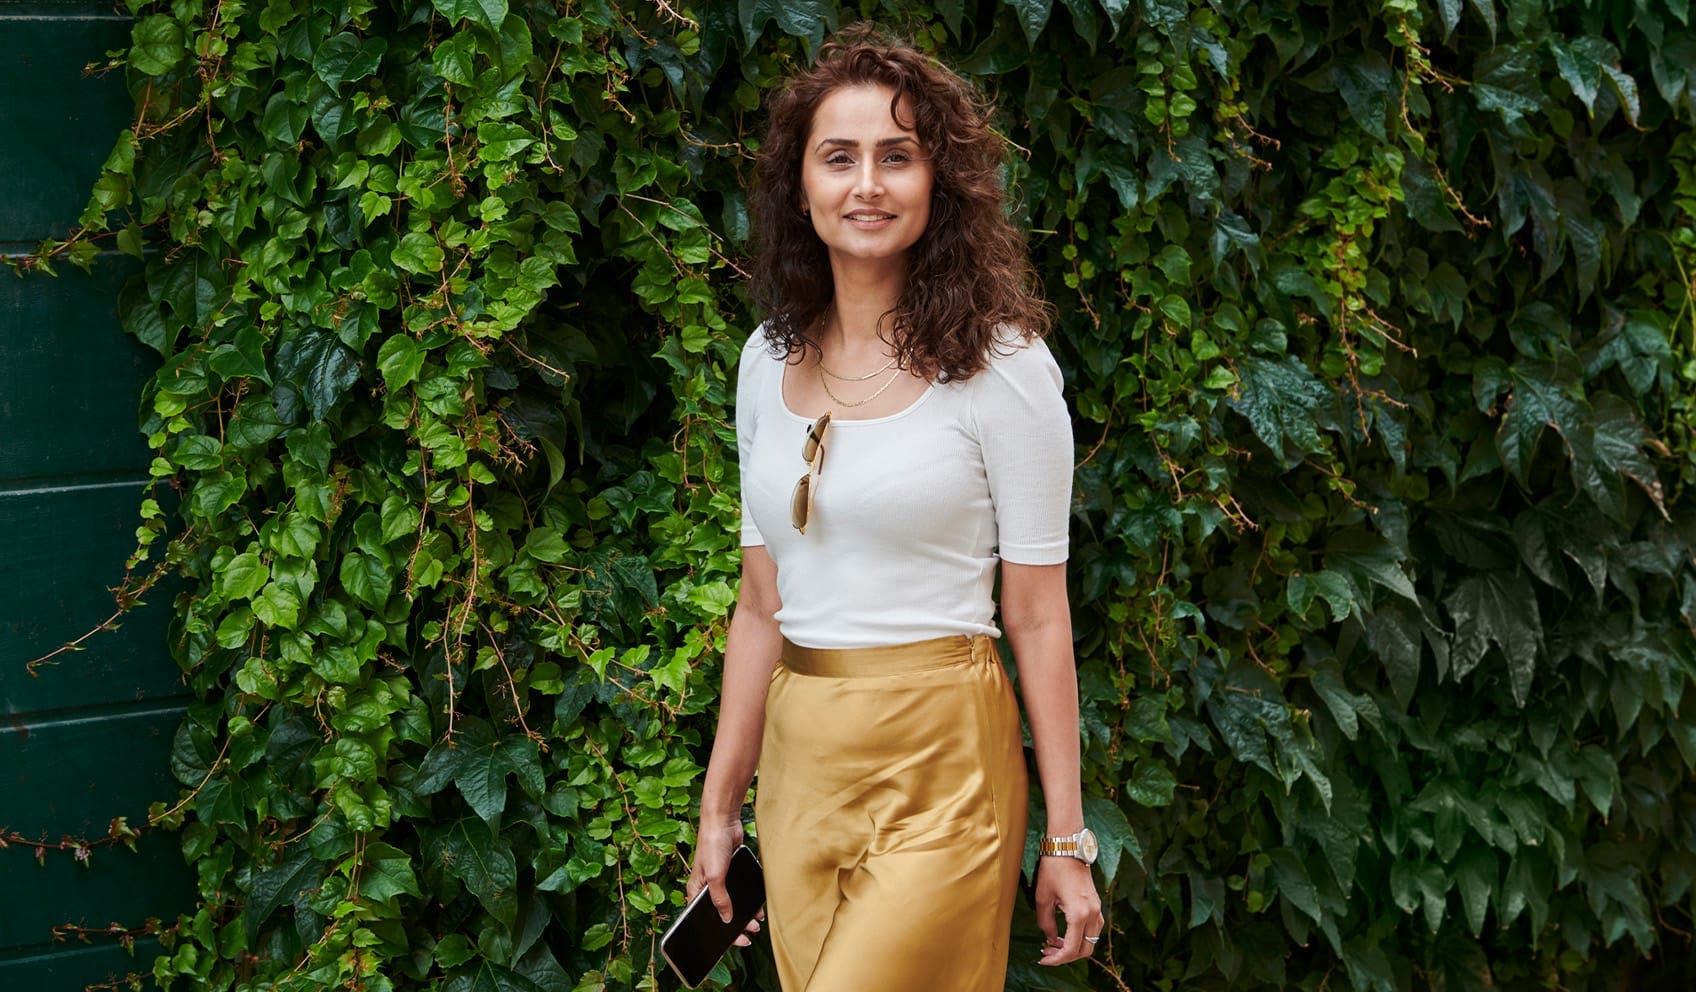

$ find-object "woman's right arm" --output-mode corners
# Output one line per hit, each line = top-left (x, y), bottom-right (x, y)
(687, 543), (782, 929)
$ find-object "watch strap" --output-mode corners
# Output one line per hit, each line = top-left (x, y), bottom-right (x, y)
(1039, 833), (1083, 857)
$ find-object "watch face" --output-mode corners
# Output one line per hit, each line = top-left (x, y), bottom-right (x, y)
(1079, 828), (1099, 864)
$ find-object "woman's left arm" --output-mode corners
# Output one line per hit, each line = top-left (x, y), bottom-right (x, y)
(1001, 560), (1104, 967)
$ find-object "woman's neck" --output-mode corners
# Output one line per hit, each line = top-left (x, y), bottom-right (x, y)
(823, 254), (906, 357)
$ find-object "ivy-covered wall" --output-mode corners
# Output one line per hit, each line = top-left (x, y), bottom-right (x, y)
(21, 0), (1696, 989)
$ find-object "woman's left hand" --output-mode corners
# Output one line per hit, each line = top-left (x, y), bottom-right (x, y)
(1034, 855), (1104, 966)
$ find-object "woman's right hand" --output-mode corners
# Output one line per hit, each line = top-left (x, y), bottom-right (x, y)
(686, 814), (763, 947)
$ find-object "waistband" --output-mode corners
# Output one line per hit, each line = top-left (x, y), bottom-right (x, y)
(779, 634), (992, 678)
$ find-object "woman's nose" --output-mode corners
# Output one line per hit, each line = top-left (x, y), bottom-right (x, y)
(853, 160), (883, 197)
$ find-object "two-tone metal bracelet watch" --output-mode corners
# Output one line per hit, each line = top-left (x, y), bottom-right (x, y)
(1038, 827), (1099, 864)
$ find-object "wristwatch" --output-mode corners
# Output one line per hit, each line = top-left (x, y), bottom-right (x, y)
(1039, 827), (1099, 865)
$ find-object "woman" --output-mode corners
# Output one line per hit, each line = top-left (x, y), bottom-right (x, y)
(687, 25), (1104, 990)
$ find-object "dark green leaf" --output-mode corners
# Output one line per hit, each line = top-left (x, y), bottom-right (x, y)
(1009, 0), (1054, 43)
(1267, 848), (1320, 923)
(1454, 847), (1496, 936)
(1080, 796), (1139, 887)
(130, 16), (184, 75)
(246, 843), (325, 941)
(445, 960), (546, 992)
(1473, 48), (1543, 125)
(1444, 572), (1541, 705)
(738, 0), (835, 50)
(1333, 52), (1391, 140)
(314, 32), (387, 92)
(429, 818), (518, 927)
(431, 0), (509, 33)
(1227, 356), (1331, 469)
(360, 841), (423, 906)
(276, 329), (362, 423)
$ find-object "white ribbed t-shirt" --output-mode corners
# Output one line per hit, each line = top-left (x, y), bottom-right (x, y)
(736, 325), (1074, 649)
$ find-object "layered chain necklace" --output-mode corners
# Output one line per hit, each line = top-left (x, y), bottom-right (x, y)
(818, 354), (902, 407)
(814, 306), (906, 408)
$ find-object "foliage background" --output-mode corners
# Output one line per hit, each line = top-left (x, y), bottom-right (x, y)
(27, 0), (1696, 989)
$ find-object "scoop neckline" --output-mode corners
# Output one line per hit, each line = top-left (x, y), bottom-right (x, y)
(776, 354), (941, 426)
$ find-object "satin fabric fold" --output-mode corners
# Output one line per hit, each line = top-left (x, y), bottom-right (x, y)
(754, 634), (1027, 991)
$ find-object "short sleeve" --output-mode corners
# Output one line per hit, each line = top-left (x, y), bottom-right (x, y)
(735, 329), (767, 547)
(969, 335), (1073, 564)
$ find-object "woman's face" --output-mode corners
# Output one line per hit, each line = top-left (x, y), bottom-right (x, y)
(799, 84), (934, 270)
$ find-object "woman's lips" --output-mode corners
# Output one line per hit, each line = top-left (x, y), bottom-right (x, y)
(845, 212), (896, 228)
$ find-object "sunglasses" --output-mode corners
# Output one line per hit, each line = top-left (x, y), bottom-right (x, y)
(790, 411), (831, 534)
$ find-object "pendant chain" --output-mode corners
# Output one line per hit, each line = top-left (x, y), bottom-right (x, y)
(813, 305), (905, 407)
(819, 355), (898, 381)
(820, 362), (903, 408)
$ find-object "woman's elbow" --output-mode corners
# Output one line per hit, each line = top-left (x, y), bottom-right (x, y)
(735, 544), (782, 623)
(998, 561), (1071, 637)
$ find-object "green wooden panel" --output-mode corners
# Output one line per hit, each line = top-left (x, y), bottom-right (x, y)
(0, 704), (193, 953)
(0, 702), (182, 840)
(0, 256), (152, 483)
(0, 834), (193, 954)
(1, 14), (197, 986)
(0, 939), (167, 990)
(0, 8), (133, 242)
(0, 482), (181, 712)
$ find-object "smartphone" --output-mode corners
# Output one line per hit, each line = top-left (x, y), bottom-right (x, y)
(660, 844), (765, 988)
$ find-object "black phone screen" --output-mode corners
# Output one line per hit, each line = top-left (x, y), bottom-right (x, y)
(660, 845), (765, 988)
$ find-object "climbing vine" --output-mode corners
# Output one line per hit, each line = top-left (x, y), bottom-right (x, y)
(25, 0), (1696, 990)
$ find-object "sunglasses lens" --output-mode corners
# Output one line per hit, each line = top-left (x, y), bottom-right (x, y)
(791, 475), (810, 531)
(793, 413), (829, 534)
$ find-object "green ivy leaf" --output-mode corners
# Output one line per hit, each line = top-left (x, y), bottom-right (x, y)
(431, 0), (509, 33)
(1472, 47), (1544, 126)
(1080, 795), (1140, 887)
(1009, 0), (1054, 43)
(378, 335), (428, 389)
(1268, 848), (1321, 923)
(453, 735), (546, 822)
(738, 0), (836, 49)
(1454, 847), (1496, 936)
(130, 16), (184, 76)
(1227, 356), (1331, 469)
(360, 841), (424, 907)
(340, 550), (395, 608)
(276, 329), (363, 423)
(219, 552), (270, 601)
(428, 818), (518, 927)
(1444, 572), (1541, 705)
(1333, 51), (1391, 140)
(392, 231), (446, 275)
(315, 32), (388, 92)
(246, 843), (326, 941)
(445, 959), (547, 992)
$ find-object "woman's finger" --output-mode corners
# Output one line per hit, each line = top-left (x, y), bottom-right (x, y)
(1035, 892), (1058, 946)
(706, 876), (734, 923)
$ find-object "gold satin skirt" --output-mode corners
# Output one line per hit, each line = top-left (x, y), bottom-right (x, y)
(754, 634), (1028, 991)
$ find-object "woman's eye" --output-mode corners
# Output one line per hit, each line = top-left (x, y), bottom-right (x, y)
(825, 154), (852, 166)
(884, 152), (911, 164)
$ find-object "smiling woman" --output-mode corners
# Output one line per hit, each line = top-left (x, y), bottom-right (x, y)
(800, 87), (935, 267)
(683, 23), (1104, 992)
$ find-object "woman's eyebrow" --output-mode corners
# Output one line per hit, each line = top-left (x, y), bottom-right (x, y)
(814, 135), (919, 152)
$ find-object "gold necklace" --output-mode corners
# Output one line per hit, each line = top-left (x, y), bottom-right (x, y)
(813, 304), (897, 381)
(820, 362), (904, 408)
(819, 355), (898, 381)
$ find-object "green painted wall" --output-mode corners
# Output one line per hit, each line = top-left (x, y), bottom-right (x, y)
(1, 3), (195, 987)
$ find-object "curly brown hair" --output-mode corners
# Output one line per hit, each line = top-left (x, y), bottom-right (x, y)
(746, 23), (1053, 382)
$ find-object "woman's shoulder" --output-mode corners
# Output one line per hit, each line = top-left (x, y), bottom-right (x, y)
(739, 323), (784, 375)
(971, 325), (1062, 390)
